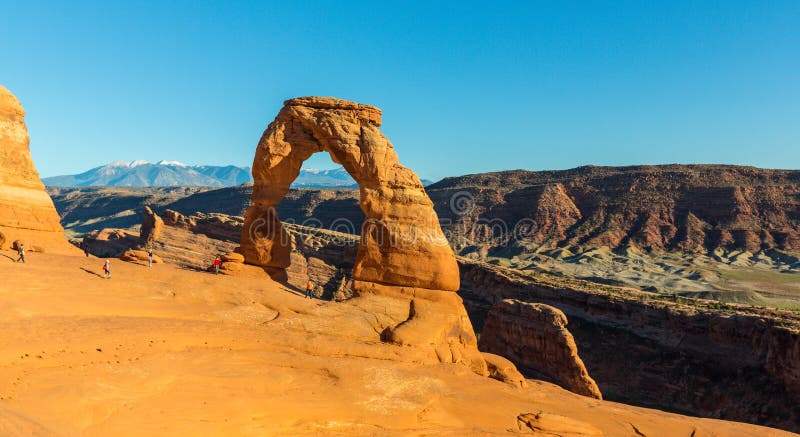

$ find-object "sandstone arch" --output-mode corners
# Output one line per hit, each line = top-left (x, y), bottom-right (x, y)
(240, 97), (459, 292)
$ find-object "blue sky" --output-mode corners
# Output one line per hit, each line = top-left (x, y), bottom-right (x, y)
(2, 1), (798, 181)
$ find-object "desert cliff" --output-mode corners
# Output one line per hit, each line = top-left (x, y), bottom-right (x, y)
(0, 85), (78, 254)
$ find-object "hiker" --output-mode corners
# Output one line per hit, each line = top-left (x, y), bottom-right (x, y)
(83, 241), (90, 257)
(103, 259), (111, 279)
(305, 280), (314, 299)
(213, 256), (221, 274)
(16, 244), (25, 263)
(148, 249), (154, 267)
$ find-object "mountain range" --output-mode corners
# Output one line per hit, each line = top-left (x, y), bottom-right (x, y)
(42, 160), (368, 188)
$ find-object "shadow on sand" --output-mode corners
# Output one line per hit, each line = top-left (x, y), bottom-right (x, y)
(80, 267), (104, 278)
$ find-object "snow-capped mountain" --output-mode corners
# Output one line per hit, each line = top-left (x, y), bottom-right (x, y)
(42, 161), (251, 187)
(290, 167), (356, 188)
(42, 161), (371, 188)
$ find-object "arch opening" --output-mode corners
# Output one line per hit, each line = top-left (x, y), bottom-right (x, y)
(239, 97), (459, 292)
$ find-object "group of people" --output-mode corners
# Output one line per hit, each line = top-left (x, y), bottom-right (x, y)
(99, 249), (155, 279)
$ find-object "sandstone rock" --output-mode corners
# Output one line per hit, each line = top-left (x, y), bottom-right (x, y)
(334, 277), (353, 302)
(530, 183), (582, 245)
(284, 251), (309, 289)
(479, 299), (602, 399)
(161, 209), (242, 242)
(221, 252), (244, 263)
(82, 228), (140, 258)
(240, 97), (458, 291)
(516, 412), (604, 436)
(140, 206), (163, 245)
(428, 165), (800, 254)
(481, 352), (527, 388)
(459, 257), (800, 431)
(121, 249), (162, 264)
(161, 209), (191, 227)
(238, 97), (483, 376)
(354, 280), (487, 376)
(219, 261), (242, 274)
(0, 85), (77, 254)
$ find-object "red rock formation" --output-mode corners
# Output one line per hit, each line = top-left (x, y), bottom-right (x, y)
(459, 258), (800, 432)
(479, 298), (602, 399)
(0, 85), (77, 254)
(120, 249), (163, 264)
(82, 228), (140, 257)
(162, 209), (242, 242)
(139, 206), (163, 245)
(239, 97), (484, 373)
(428, 165), (800, 254)
(240, 97), (458, 291)
(481, 352), (528, 388)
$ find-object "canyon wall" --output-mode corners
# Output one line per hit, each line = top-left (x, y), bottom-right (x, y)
(459, 258), (800, 432)
(479, 298), (602, 399)
(429, 165), (800, 254)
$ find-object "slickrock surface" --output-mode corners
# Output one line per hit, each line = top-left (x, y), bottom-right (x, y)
(479, 299), (602, 399)
(241, 97), (458, 291)
(0, 251), (791, 436)
(0, 85), (77, 254)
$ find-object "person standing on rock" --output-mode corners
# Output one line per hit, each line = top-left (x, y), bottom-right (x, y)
(305, 280), (314, 299)
(213, 256), (221, 275)
(103, 259), (111, 279)
(83, 241), (90, 257)
(16, 243), (25, 263)
(148, 249), (154, 268)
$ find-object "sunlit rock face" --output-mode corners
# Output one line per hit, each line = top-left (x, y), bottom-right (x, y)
(0, 85), (76, 254)
(240, 97), (486, 372)
(240, 96), (459, 292)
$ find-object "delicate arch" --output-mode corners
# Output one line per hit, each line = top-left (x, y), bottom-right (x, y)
(240, 97), (459, 291)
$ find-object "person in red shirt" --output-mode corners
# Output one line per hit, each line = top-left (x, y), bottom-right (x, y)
(213, 256), (221, 274)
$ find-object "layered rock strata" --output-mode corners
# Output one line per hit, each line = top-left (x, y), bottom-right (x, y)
(459, 258), (800, 432)
(479, 299), (601, 398)
(429, 165), (800, 254)
(0, 85), (76, 254)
